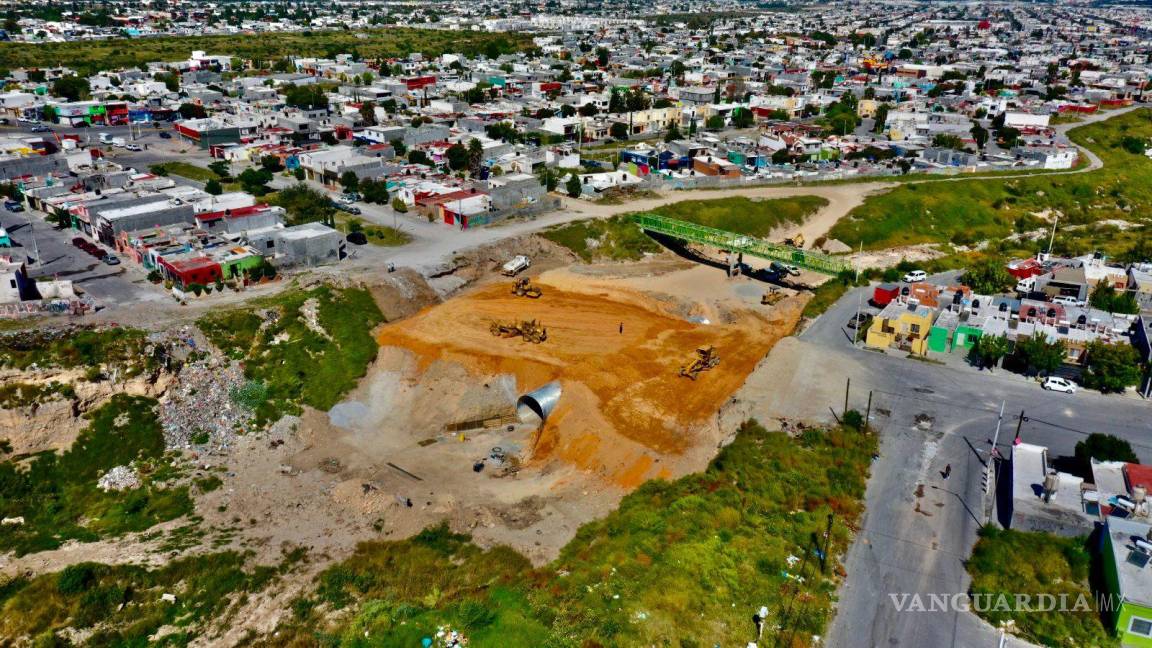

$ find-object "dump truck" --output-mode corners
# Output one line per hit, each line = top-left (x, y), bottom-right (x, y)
(501, 255), (531, 277)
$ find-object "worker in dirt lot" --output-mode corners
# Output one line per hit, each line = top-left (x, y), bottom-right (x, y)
(619, 322), (623, 334)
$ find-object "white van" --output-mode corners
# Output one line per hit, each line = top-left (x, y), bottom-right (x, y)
(902, 270), (927, 283)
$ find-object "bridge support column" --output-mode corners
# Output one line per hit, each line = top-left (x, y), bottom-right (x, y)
(726, 251), (742, 278)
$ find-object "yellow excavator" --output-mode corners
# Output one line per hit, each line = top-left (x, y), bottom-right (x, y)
(511, 277), (543, 299)
(783, 233), (805, 248)
(761, 287), (785, 305)
(679, 346), (720, 380)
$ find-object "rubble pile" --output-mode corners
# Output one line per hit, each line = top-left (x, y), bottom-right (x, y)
(160, 358), (253, 451)
(97, 465), (142, 492)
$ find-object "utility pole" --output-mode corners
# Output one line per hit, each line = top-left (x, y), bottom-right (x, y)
(864, 390), (872, 431)
(1046, 212), (1059, 257)
(843, 377), (850, 418)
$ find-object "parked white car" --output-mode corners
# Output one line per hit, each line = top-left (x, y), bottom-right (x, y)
(902, 270), (927, 283)
(1052, 296), (1083, 307)
(1042, 376), (1078, 394)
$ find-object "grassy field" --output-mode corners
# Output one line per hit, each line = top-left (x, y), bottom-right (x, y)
(269, 419), (876, 646)
(648, 195), (829, 238)
(197, 285), (385, 424)
(150, 162), (216, 183)
(0, 551), (285, 644)
(967, 527), (1113, 647)
(543, 195), (828, 262)
(828, 109), (1152, 252)
(0, 28), (531, 75)
(541, 214), (663, 262)
(0, 327), (161, 377)
(0, 395), (192, 556)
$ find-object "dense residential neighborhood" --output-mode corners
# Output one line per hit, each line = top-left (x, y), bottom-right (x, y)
(1, 2), (1152, 647)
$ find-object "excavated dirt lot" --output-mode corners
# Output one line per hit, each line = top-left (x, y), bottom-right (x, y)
(286, 262), (806, 563)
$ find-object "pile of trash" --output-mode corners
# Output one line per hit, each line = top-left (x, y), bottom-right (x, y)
(424, 627), (469, 648)
(97, 465), (142, 492)
(160, 358), (253, 451)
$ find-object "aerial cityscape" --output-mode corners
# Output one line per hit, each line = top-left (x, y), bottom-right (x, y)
(1, 1), (1152, 646)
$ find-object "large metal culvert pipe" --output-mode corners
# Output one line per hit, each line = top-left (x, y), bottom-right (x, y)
(516, 381), (562, 425)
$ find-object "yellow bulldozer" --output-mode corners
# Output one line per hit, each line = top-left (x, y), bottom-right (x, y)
(489, 319), (548, 344)
(679, 346), (720, 380)
(761, 287), (785, 306)
(783, 233), (805, 248)
(511, 277), (543, 299)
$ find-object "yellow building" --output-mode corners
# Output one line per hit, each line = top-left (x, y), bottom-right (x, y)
(865, 300), (938, 355)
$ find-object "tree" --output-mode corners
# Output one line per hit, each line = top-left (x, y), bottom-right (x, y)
(595, 47), (609, 67)
(1089, 282), (1139, 314)
(293, 168), (306, 181)
(208, 160), (231, 179)
(238, 168), (272, 195)
(204, 179), (223, 196)
(538, 167), (560, 192)
(408, 150), (432, 166)
(339, 171), (360, 193)
(772, 148), (792, 165)
(872, 103), (890, 133)
(932, 134), (965, 150)
(445, 143), (469, 171)
(963, 260), (1014, 294)
(273, 183), (335, 226)
(260, 155), (283, 172)
(467, 138), (484, 175)
(609, 122), (629, 140)
(664, 121), (682, 143)
(565, 172), (582, 198)
(282, 84), (328, 111)
(1013, 333), (1066, 377)
(51, 76), (90, 102)
(41, 105), (58, 123)
(1075, 433), (1138, 465)
(972, 334), (1011, 371)
(731, 108), (755, 129)
(1081, 341), (1142, 393)
(560, 104), (576, 118)
(608, 90), (625, 114)
(391, 197), (408, 213)
(359, 101), (377, 126)
(178, 103), (207, 120)
(578, 103), (599, 117)
(970, 124), (989, 149)
(389, 139), (407, 157)
(705, 115), (725, 131)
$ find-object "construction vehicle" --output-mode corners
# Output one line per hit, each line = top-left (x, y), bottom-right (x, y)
(511, 277), (543, 299)
(679, 346), (720, 380)
(783, 233), (805, 248)
(488, 319), (548, 343)
(761, 287), (785, 305)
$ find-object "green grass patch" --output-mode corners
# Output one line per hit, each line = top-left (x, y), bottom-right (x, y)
(0, 381), (75, 409)
(648, 195), (829, 238)
(0, 327), (160, 377)
(830, 109), (1152, 252)
(541, 214), (663, 262)
(150, 161), (218, 183)
(0, 29), (531, 76)
(0, 551), (278, 644)
(197, 285), (385, 424)
(967, 527), (1113, 647)
(0, 394), (193, 555)
(278, 419), (876, 645)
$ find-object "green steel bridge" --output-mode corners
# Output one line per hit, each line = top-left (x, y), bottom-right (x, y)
(630, 212), (852, 276)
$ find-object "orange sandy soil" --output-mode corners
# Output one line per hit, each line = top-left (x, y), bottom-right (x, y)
(377, 280), (803, 489)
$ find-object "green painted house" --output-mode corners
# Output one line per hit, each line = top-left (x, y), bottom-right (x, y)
(1103, 518), (1152, 647)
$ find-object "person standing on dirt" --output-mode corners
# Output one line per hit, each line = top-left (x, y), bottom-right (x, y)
(619, 322), (623, 334)
(942, 464), (951, 480)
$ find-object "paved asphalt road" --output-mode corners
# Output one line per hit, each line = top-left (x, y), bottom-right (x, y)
(810, 279), (1150, 648)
